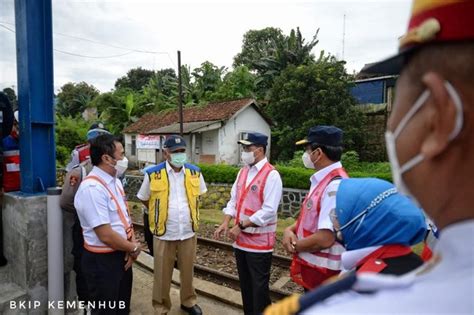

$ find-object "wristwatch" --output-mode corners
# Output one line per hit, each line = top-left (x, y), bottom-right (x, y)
(238, 221), (245, 230)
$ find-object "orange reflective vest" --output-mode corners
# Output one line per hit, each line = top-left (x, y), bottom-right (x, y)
(82, 175), (134, 253)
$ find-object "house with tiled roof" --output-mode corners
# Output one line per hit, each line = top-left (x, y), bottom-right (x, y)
(123, 98), (272, 166)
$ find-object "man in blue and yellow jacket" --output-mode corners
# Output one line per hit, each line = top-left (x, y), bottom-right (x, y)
(137, 135), (207, 315)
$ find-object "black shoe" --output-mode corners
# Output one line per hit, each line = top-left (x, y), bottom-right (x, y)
(0, 255), (7, 267)
(180, 304), (202, 315)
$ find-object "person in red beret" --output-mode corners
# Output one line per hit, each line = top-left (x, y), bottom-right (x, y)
(268, 0), (474, 313)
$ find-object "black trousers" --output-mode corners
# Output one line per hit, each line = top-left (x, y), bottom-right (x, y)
(234, 248), (272, 315)
(72, 217), (90, 303)
(82, 250), (133, 315)
(143, 211), (154, 256)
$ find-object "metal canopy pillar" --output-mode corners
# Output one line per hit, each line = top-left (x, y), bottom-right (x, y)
(15, 0), (56, 193)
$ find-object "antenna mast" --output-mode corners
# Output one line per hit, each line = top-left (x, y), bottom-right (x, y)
(342, 13), (346, 60)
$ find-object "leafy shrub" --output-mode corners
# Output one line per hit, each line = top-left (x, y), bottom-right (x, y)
(275, 165), (314, 189)
(55, 116), (90, 166)
(197, 164), (239, 184)
(197, 163), (392, 189)
(282, 150), (305, 168)
(341, 151), (360, 171)
(56, 145), (71, 168)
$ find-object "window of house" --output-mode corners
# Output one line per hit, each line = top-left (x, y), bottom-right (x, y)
(131, 135), (136, 156)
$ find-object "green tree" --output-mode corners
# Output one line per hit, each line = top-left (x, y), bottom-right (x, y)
(180, 65), (195, 105)
(233, 27), (286, 69)
(55, 115), (90, 166)
(234, 27), (319, 99)
(56, 82), (99, 117)
(267, 53), (365, 161)
(91, 92), (127, 134)
(210, 66), (256, 101)
(114, 67), (156, 91)
(191, 61), (225, 102)
(143, 68), (179, 112)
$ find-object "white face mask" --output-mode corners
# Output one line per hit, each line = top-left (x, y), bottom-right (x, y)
(241, 151), (255, 165)
(385, 81), (464, 199)
(114, 156), (129, 177)
(302, 151), (316, 169)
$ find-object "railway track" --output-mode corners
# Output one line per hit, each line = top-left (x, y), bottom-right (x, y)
(132, 221), (292, 301)
(133, 221), (292, 268)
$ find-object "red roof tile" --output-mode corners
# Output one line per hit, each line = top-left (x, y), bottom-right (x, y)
(124, 98), (270, 134)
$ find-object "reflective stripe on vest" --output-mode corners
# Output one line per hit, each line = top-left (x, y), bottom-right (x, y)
(235, 162), (277, 251)
(76, 144), (90, 163)
(82, 175), (133, 253)
(294, 168), (348, 270)
(3, 149), (20, 192)
(148, 163), (201, 236)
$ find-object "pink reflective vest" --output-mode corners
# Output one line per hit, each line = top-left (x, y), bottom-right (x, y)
(291, 167), (348, 288)
(235, 162), (277, 251)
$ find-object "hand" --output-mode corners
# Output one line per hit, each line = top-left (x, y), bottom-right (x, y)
(130, 243), (141, 260)
(213, 223), (229, 240)
(283, 228), (298, 254)
(228, 224), (241, 241)
(124, 253), (134, 271)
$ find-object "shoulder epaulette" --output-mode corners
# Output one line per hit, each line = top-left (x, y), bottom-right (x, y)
(184, 163), (201, 172)
(146, 161), (166, 175)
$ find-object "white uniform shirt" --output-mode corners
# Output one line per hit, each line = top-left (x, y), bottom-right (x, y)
(223, 158), (283, 252)
(308, 161), (344, 232)
(304, 220), (474, 314)
(74, 166), (131, 248)
(341, 246), (381, 272)
(137, 161), (207, 241)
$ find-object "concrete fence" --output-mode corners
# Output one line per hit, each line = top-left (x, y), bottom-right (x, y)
(56, 170), (308, 218)
(124, 175), (307, 218)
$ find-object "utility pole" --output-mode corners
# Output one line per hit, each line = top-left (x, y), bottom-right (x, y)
(177, 50), (184, 136)
(342, 14), (346, 60)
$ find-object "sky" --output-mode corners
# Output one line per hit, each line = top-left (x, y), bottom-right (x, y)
(0, 0), (412, 93)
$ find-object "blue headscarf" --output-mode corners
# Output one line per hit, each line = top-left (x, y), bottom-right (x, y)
(335, 178), (426, 251)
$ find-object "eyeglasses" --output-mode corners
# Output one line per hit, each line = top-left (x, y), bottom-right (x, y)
(334, 187), (398, 237)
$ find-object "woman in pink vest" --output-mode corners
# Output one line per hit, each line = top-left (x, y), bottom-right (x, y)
(283, 125), (348, 291)
(214, 132), (283, 315)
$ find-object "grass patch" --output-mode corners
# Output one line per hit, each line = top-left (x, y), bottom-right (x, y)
(200, 208), (295, 235)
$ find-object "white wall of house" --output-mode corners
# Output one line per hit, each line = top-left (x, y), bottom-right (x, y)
(124, 133), (138, 166)
(201, 130), (219, 155)
(137, 149), (157, 165)
(218, 106), (271, 165)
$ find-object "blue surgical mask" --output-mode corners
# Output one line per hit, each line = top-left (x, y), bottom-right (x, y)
(170, 152), (187, 168)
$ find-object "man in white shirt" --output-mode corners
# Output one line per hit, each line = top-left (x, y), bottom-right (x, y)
(137, 135), (207, 315)
(214, 132), (283, 315)
(74, 134), (140, 314)
(283, 126), (348, 291)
